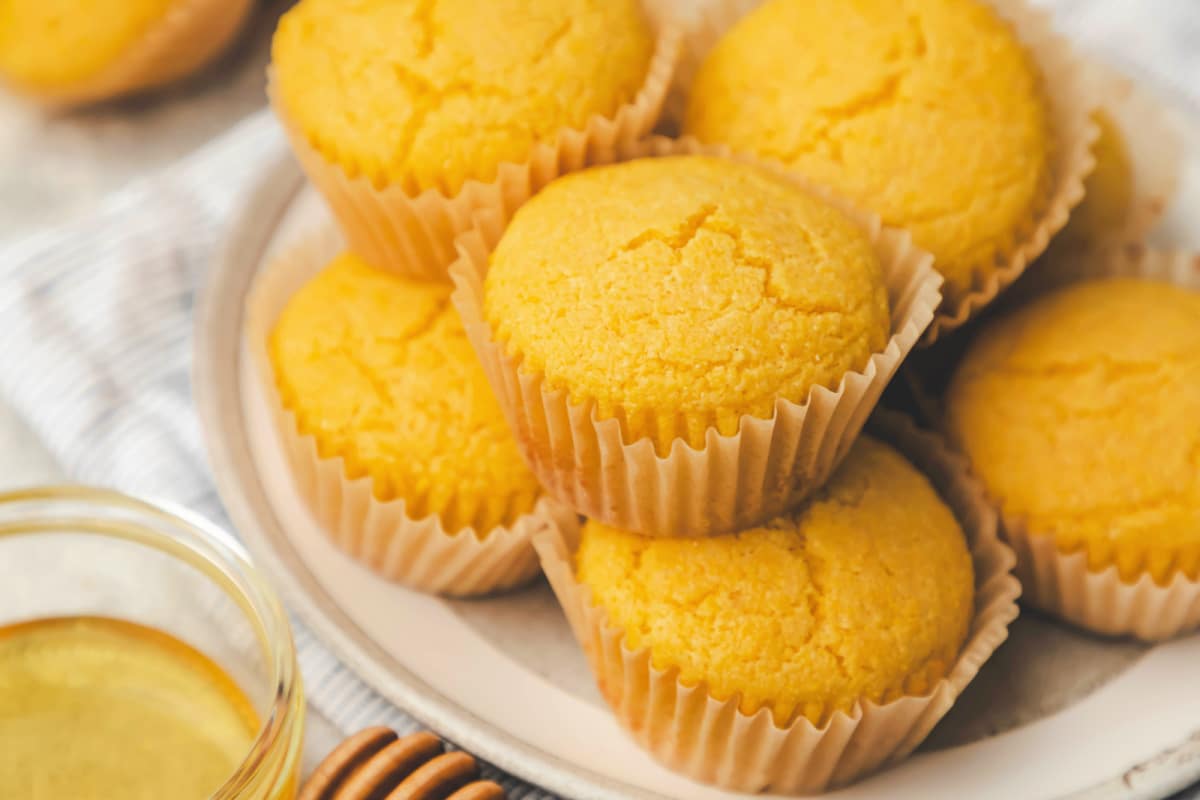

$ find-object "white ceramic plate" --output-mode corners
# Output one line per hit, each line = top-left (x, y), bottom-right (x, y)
(195, 101), (1200, 800)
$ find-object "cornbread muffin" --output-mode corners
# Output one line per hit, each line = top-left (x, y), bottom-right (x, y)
(485, 155), (891, 455)
(1058, 113), (1133, 245)
(271, 0), (655, 196)
(946, 278), (1200, 584)
(683, 0), (1053, 304)
(269, 252), (542, 535)
(576, 436), (974, 726)
(0, 0), (174, 90)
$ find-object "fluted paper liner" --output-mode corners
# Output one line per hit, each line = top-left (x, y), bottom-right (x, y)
(245, 227), (578, 597)
(658, 0), (1097, 344)
(6, 0), (253, 109)
(267, 14), (682, 280)
(995, 246), (1200, 641)
(450, 135), (942, 538)
(532, 411), (1020, 793)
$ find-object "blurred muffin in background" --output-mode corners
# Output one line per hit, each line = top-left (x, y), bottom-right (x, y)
(0, 0), (253, 108)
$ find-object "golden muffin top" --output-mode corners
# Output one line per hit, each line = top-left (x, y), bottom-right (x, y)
(576, 436), (974, 726)
(683, 0), (1052, 303)
(0, 0), (174, 89)
(1058, 112), (1133, 246)
(484, 155), (891, 455)
(269, 252), (542, 535)
(271, 0), (655, 195)
(945, 277), (1200, 583)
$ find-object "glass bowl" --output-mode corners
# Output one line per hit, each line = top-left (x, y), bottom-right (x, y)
(0, 486), (304, 799)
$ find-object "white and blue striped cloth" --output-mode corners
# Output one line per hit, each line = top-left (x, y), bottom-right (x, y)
(0, 2), (1197, 797)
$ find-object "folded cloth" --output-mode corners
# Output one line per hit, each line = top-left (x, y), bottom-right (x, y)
(0, 4), (1197, 799)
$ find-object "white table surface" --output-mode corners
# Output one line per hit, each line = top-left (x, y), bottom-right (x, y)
(1, 0), (1198, 796)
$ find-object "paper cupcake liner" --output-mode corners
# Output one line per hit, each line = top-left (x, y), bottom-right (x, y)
(449, 135), (942, 538)
(989, 246), (1200, 641)
(661, 0), (1097, 345)
(245, 227), (578, 597)
(267, 15), (683, 281)
(1005, 521), (1200, 642)
(532, 411), (1020, 793)
(7, 0), (253, 109)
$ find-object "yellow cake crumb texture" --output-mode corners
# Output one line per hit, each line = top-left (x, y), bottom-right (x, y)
(946, 278), (1200, 583)
(484, 155), (891, 455)
(271, 0), (655, 196)
(576, 436), (975, 727)
(0, 0), (175, 89)
(269, 252), (542, 535)
(683, 0), (1053, 303)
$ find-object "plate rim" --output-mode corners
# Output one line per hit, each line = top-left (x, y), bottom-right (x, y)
(193, 153), (1200, 800)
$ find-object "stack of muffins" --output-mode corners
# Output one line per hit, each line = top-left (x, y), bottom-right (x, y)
(246, 0), (1197, 793)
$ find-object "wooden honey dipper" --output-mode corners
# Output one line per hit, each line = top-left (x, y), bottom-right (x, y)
(299, 726), (506, 800)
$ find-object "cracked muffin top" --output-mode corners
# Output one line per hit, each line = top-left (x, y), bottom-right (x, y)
(0, 0), (175, 90)
(483, 155), (891, 455)
(575, 435), (975, 726)
(683, 0), (1052, 305)
(945, 277), (1200, 584)
(270, 0), (654, 195)
(269, 252), (541, 535)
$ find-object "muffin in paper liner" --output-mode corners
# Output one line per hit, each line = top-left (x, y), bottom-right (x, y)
(244, 227), (579, 597)
(986, 246), (1200, 641)
(5, 0), (253, 109)
(531, 411), (1021, 794)
(659, 0), (1098, 345)
(267, 14), (682, 281)
(449, 135), (942, 538)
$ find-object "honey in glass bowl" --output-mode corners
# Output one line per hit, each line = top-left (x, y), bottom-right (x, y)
(0, 487), (304, 799)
